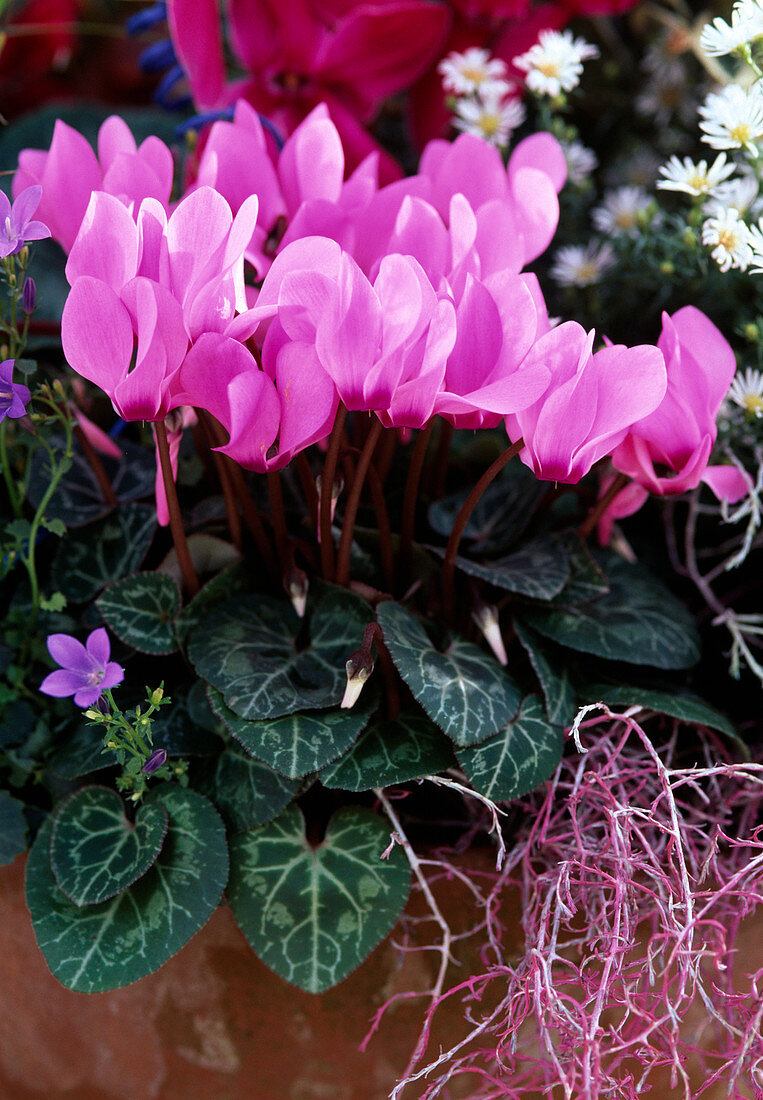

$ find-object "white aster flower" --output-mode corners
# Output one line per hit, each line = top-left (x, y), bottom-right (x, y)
(562, 140), (598, 185)
(699, 83), (763, 153)
(702, 206), (753, 270)
(439, 48), (511, 98)
(513, 30), (599, 97)
(706, 171), (762, 216)
(700, 0), (763, 57)
(550, 241), (616, 286)
(453, 92), (525, 146)
(658, 153), (736, 196)
(726, 366), (763, 415)
(592, 186), (653, 237)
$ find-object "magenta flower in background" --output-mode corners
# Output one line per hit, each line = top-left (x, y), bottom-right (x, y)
(611, 306), (751, 501)
(0, 185), (50, 258)
(506, 322), (667, 483)
(0, 360), (31, 423)
(12, 116), (174, 253)
(39, 628), (124, 708)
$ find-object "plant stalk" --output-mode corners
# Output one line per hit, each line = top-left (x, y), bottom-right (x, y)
(320, 404), (347, 580)
(155, 420), (199, 597)
(441, 437), (524, 621)
(335, 417), (383, 586)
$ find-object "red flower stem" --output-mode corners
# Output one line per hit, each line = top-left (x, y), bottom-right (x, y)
(155, 420), (199, 597)
(335, 417), (383, 586)
(320, 404), (347, 580)
(578, 471), (630, 539)
(398, 420), (435, 592)
(73, 423), (117, 507)
(201, 412), (277, 576)
(267, 469), (290, 571)
(295, 451), (319, 531)
(363, 457), (395, 594)
(373, 425), (397, 486)
(197, 409), (242, 553)
(428, 419), (453, 499)
(441, 437), (524, 622)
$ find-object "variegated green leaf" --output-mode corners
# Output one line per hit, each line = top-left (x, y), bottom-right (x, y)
(377, 601), (523, 747)
(321, 712), (454, 791)
(26, 786), (228, 992)
(227, 805), (410, 992)
(97, 573), (181, 654)
(458, 695), (563, 801)
(50, 787), (168, 906)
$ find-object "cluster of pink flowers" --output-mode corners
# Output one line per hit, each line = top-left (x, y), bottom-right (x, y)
(12, 102), (750, 523)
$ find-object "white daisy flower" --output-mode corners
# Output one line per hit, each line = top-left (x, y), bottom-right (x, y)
(438, 48), (511, 98)
(699, 84), (763, 154)
(658, 153), (736, 196)
(513, 30), (599, 98)
(702, 207), (754, 270)
(592, 186), (653, 237)
(453, 93), (525, 146)
(562, 140), (598, 186)
(705, 172), (762, 216)
(700, 0), (763, 57)
(726, 366), (763, 416)
(550, 241), (616, 286)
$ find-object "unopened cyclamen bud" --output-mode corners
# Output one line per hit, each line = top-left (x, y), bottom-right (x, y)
(142, 748), (167, 775)
(341, 657), (373, 709)
(22, 277), (36, 315)
(286, 566), (308, 618)
(472, 600), (508, 665)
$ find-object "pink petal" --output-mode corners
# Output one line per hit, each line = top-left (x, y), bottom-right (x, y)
(266, 338), (338, 466)
(37, 120), (102, 251)
(40, 669), (84, 698)
(97, 115), (137, 172)
(167, 0), (227, 107)
(65, 192), (140, 291)
(61, 278), (134, 396)
(509, 132), (567, 194)
(701, 464), (752, 503)
(47, 633), (88, 670)
(278, 104), (344, 211)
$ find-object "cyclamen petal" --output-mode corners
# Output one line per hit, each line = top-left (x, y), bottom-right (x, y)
(65, 191), (140, 291)
(61, 277), (135, 395)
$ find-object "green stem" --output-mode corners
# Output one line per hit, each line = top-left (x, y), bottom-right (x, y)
(335, 417), (383, 586)
(441, 437), (524, 622)
(0, 418), (21, 517)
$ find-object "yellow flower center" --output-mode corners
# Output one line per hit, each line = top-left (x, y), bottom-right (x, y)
(614, 210), (637, 229)
(743, 393), (763, 415)
(730, 123), (752, 144)
(462, 66), (486, 84)
(537, 60), (560, 78)
(575, 261), (598, 282)
(479, 113), (501, 138)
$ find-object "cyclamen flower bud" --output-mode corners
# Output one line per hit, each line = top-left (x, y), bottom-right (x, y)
(142, 748), (167, 774)
(22, 278), (36, 315)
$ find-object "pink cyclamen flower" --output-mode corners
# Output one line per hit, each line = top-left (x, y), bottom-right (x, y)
(0, 185), (50, 258)
(39, 627), (124, 708)
(506, 322), (667, 483)
(0, 360), (31, 422)
(12, 115), (174, 252)
(611, 306), (751, 502)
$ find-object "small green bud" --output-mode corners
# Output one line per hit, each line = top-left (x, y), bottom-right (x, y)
(659, 260), (675, 276)
(150, 686), (164, 706)
(744, 322), (760, 342)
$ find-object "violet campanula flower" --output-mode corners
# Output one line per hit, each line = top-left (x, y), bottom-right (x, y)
(39, 627), (124, 708)
(0, 360), (31, 422)
(0, 185), (50, 258)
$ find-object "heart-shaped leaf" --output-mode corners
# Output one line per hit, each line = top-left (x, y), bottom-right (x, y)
(514, 619), (578, 727)
(52, 503), (156, 603)
(210, 745), (301, 831)
(174, 562), (251, 651)
(26, 785), (228, 992)
(208, 686), (373, 778)
(227, 805), (410, 992)
(27, 435), (156, 527)
(97, 573), (181, 655)
(321, 712), (455, 791)
(377, 601), (523, 747)
(585, 684), (743, 745)
(428, 463), (546, 553)
(458, 695), (563, 801)
(522, 551), (700, 669)
(189, 584), (371, 721)
(50, 787), (168, 906)
(433, 535), (570, 600)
